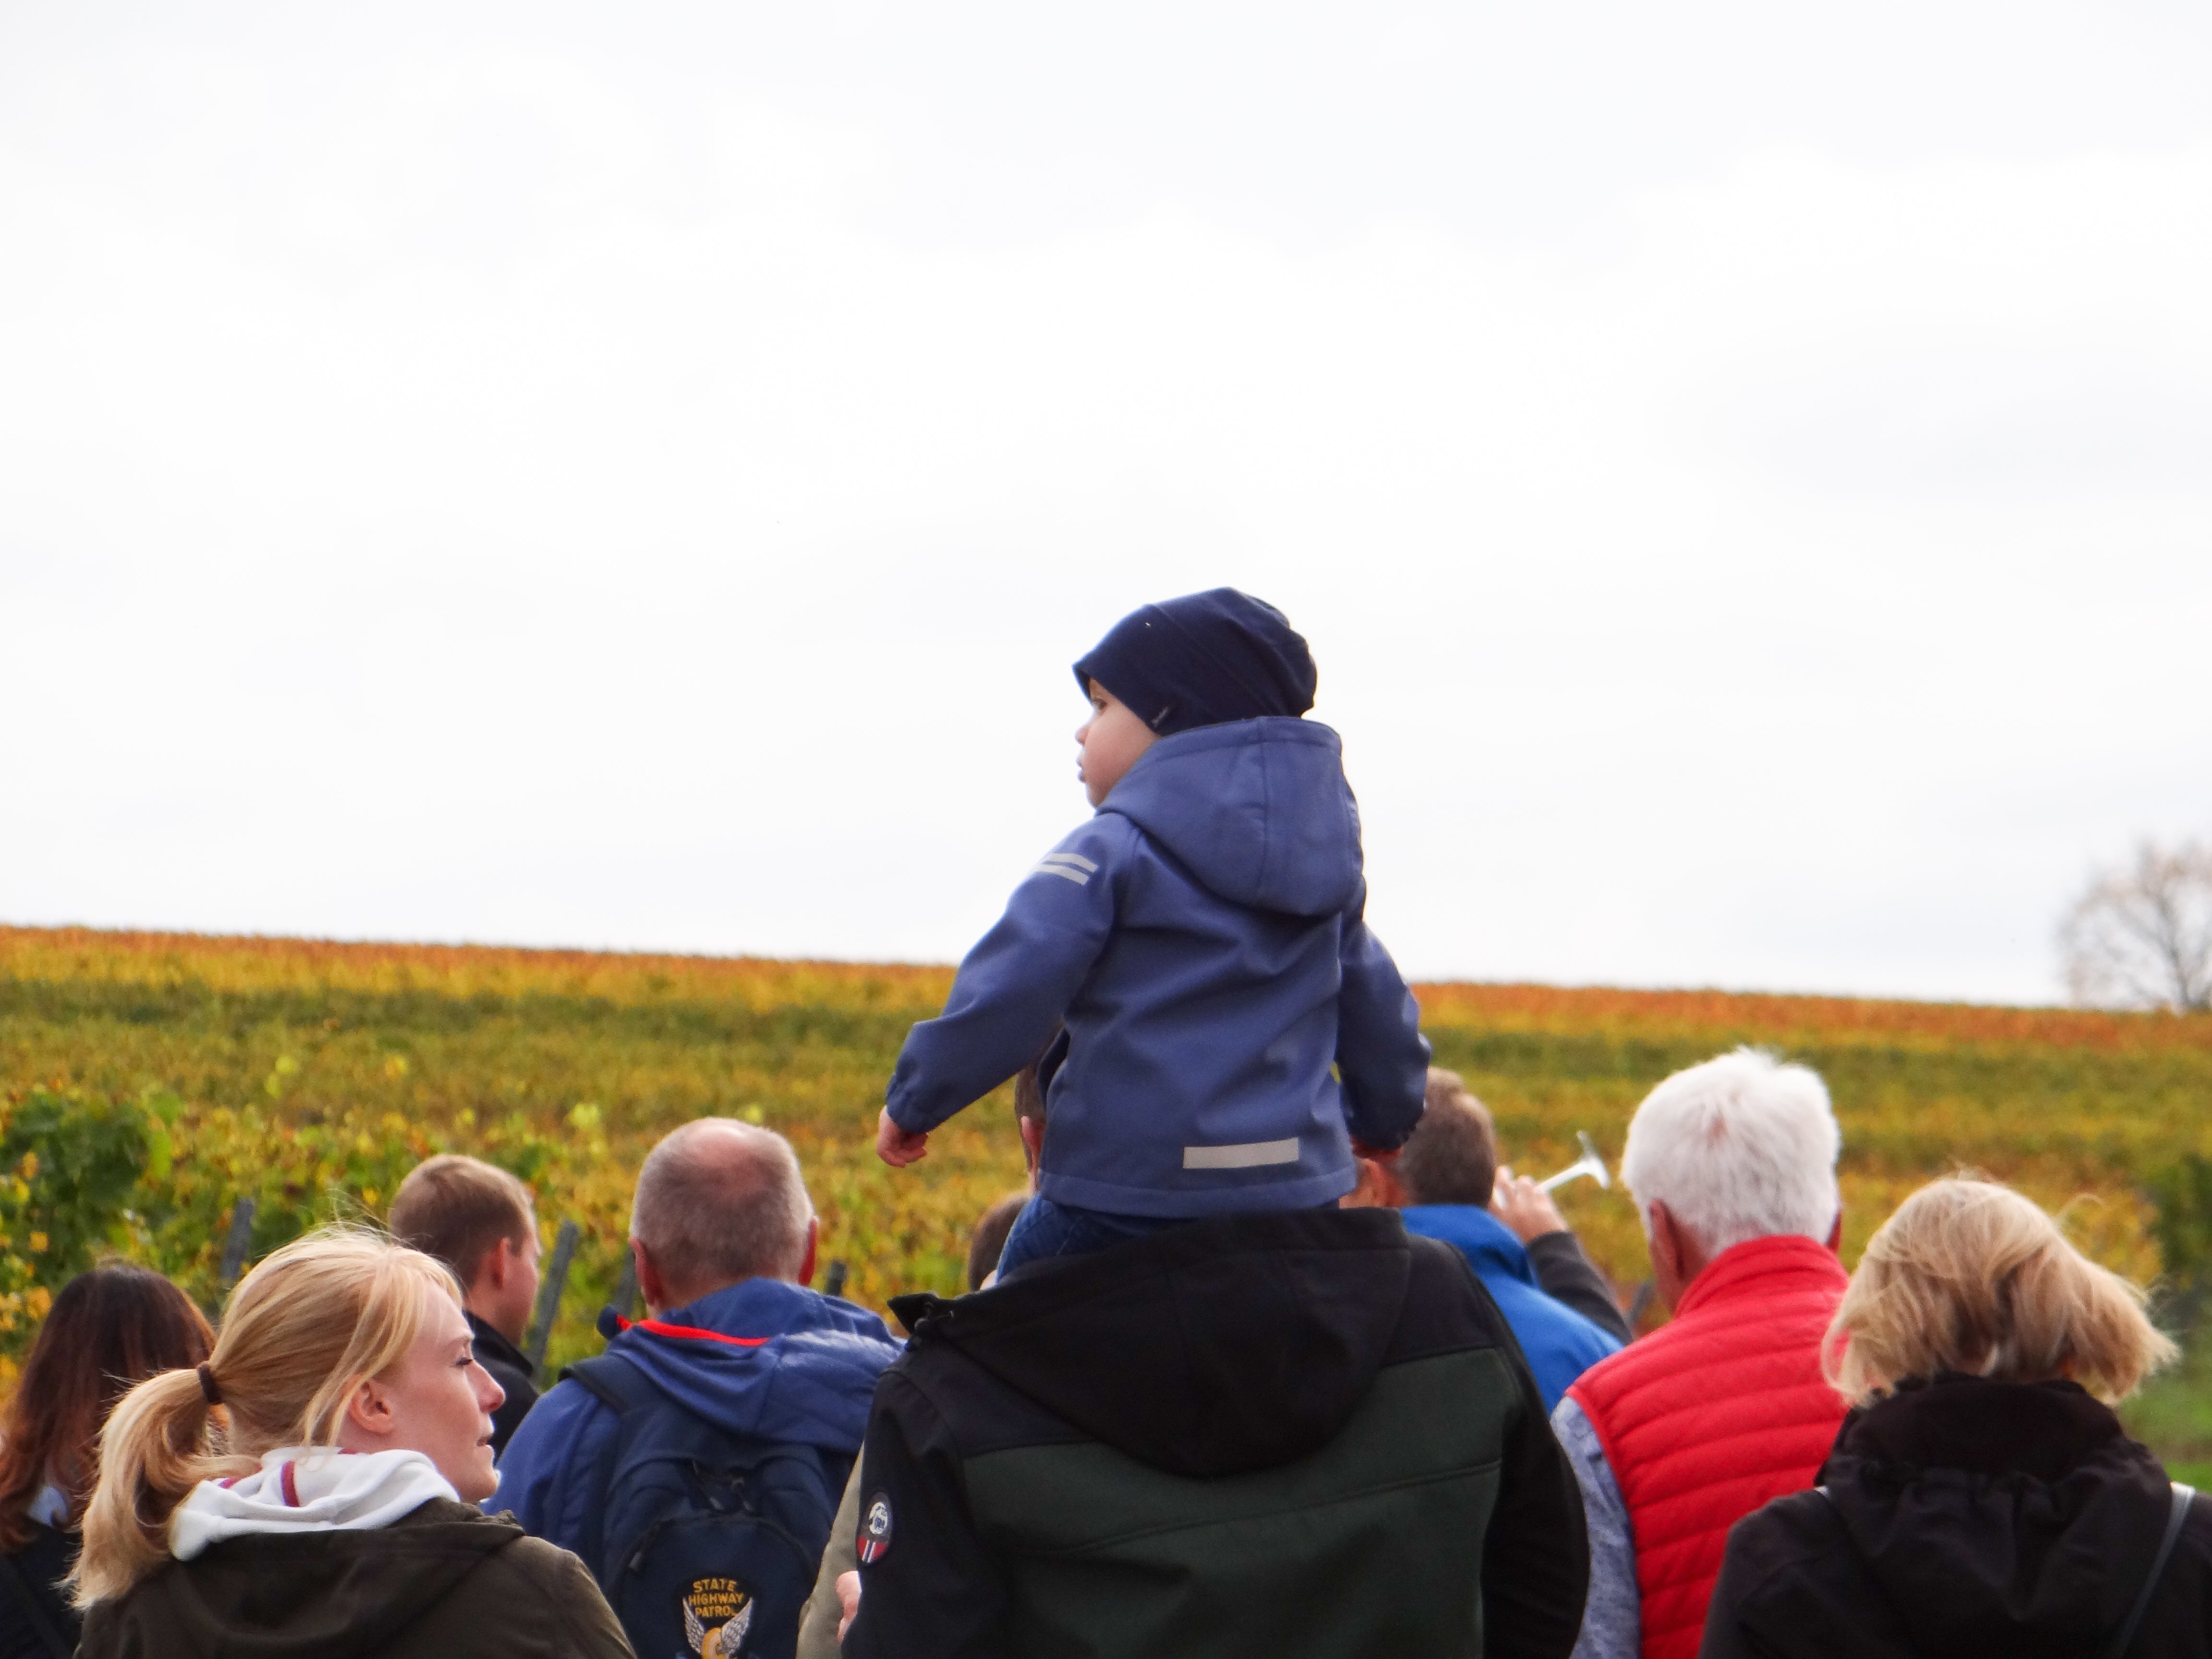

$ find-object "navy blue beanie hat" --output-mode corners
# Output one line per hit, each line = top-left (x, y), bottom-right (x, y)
(1073, 588), (1317, 736)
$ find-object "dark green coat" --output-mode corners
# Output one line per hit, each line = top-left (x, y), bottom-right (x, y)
(78, 1499), (634, 1659)
(842, 1208), (1588, 1659)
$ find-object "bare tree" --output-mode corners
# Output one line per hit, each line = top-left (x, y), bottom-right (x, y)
(2060, 839), (2212, 1012)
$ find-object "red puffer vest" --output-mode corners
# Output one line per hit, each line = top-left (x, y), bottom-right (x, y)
(1565, 1233), (1849, 1659)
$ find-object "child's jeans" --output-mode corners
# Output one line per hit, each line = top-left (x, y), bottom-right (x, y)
(993, 1195), (1183, 1279)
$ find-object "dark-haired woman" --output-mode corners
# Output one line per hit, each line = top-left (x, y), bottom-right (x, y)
(0, 1262), (213, 1658)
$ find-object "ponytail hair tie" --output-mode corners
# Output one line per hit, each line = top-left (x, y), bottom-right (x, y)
(197, 1363), (222, 1407)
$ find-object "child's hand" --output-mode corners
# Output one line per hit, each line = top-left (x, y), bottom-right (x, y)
(877, 1108), (929, 1167)
(1349, 1135), (1401, 1164)
(836, 1571), (862, 1642)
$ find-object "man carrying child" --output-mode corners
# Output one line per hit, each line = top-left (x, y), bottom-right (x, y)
(847, 591), (1588, 1658)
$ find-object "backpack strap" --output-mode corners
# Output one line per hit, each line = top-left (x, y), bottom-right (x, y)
(2100, 1483), (2196, 1659)
(558, 1352), (666, 1576)
(562, 1351), (663, 1417)
(0, 1550), (74, 1659)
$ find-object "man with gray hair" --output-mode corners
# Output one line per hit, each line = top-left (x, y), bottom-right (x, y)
(498, 1119), (901, 1659)
(1553, 1049), (1847, 1659)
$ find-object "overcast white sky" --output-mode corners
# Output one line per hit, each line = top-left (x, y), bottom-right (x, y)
(5, 1), (2209, 1003)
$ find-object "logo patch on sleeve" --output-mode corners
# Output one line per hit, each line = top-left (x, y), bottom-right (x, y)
(681, 1576), (754, 1657)
(857, 1491), (894, 1563)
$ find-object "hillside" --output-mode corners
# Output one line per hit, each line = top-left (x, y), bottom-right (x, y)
(5, 926), (2208, 1447)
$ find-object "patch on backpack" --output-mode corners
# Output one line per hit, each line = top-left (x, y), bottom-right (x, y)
(857, 1490), (894, 1563)
(681, 1577), (754, 1657)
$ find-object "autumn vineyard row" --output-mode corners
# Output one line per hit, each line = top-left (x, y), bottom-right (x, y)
(4, 923), (2210, 1460)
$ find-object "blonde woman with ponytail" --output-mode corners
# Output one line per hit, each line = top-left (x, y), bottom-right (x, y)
(1700, 1177), (2211, 1659)
(74, 1227), (633, 1659)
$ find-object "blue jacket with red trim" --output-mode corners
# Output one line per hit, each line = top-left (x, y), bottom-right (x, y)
(493, 1276), (900, 1555)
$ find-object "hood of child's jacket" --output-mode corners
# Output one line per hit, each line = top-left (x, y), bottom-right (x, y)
(1102, 718), (1362, 918)
(1818, 1376), (2176, 1656)
(607, 1276), (902, 1453)
(890, 1208), (1412, 1478)
(95, 1500), (517, 1659)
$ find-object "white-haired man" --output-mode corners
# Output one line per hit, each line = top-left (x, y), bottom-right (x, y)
(1555, 1049), (1847, 1659)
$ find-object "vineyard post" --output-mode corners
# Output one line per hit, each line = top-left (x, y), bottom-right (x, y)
(524, 1218), (579, 1379)
(219, 1198), (257, 1289)
(1626, 1280), (1656, 1332)
(607, 1248), (640, 1325)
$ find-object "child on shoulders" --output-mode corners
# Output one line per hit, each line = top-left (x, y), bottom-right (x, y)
(877, 588), (1430, 1275)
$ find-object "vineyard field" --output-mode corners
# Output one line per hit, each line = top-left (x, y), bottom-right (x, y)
(4, 924), (2209, 1468)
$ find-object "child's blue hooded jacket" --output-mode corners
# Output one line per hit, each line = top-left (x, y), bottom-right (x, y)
(494, 1277), (900, 1556)
(886, 717), (1430, 1217)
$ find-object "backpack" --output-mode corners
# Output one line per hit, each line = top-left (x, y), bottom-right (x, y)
(562, 1352), (853, 1659)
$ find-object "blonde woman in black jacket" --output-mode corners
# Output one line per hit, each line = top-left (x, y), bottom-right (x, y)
(1700, 1176), (2207, 1659)
(72, 1227), (634, 1659)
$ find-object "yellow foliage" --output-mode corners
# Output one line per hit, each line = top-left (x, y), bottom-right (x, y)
(1, 923), (2204, 1375)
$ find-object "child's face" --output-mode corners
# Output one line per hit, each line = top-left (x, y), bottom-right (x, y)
(1076, 680), (1157, 807)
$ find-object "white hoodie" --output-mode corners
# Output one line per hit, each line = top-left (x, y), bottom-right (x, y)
(170, 1448), (464, 1561)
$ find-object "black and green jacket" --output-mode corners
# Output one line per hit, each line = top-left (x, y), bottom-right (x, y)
(841, 1207), (1588, 1659)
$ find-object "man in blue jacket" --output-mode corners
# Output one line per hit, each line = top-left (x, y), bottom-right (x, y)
(497, 1119), (901, 1654)
(874, 589), (1432, 1277)
(1348, 1069), (1626, 1409)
